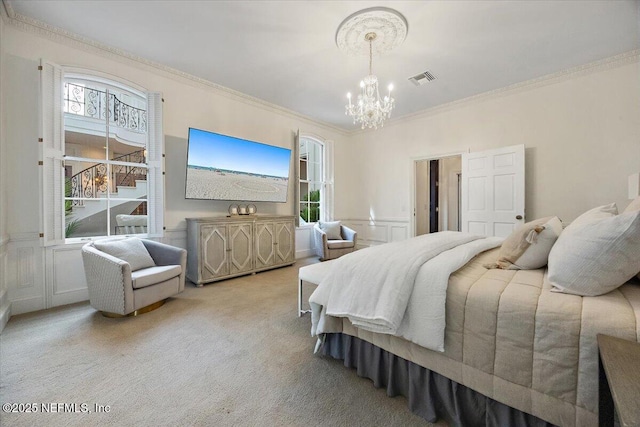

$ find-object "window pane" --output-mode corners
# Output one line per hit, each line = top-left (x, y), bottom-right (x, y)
(299, 182), (309, 201)
(114, 202), (148, 235)
(300, 203), (310, 224)
(309, 202), (320, 223)
(64, 199), (108, 238)
(299, 159), (307, 181)
(309, 142), (322, 163)
(310, 162), (323, 182)
(64, 81), (108, 122)
(65, 160), (109, 199)
(299, 138), (307, 156)
(111, 88), (147, 134)
(65, 130), (108, 161)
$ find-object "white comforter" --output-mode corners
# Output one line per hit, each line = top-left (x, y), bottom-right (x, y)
(310, 232), (502, 352)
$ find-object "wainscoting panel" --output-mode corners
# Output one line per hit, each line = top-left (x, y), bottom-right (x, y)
(7, 236), (45, 315)
(342, 218), (410, 248)
(390, 225), (409, 242)
(17, 246), (35, 289)
(47, 244), (88, 307)
(366, 225), (388, 244)
(295, 225), (315, 259)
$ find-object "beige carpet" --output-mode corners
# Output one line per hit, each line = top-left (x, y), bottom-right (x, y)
(0, 258), (442, 427)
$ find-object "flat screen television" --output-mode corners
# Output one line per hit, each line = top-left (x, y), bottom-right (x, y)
(185, 128), (292, 203)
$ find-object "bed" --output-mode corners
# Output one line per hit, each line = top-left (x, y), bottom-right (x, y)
(309, 206), (640, 427)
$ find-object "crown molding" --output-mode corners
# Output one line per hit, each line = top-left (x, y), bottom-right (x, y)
(353, 49), (640, 135)
(2, 1), (348, 136)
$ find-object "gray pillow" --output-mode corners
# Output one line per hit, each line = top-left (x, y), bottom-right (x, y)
(319, 221), (342, 240)
(94, 238), (156, 271)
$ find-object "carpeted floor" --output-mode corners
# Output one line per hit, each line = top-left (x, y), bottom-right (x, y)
(0, 257), (442, 427)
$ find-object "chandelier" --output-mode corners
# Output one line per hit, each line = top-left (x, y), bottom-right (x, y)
(336, 7), (408, 130)
(345, 33), (394, 130)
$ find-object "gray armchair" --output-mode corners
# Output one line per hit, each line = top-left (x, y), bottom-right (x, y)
(313, 222), (357, 261)
(81, 238), (187, 317)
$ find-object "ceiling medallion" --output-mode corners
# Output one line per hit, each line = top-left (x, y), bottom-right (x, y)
(337, 7), (408, 130)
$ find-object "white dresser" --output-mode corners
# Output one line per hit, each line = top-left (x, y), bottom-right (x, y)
(186, 215), (296, 286)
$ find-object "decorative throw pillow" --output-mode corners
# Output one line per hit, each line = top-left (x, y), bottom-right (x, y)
(487, 216), (562, 270)
(94, 238), (156, 271)
(547, 209), (640, 296)
(319, 221), (342, 240)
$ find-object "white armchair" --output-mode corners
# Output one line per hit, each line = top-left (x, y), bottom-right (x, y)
(313, 221), (357, 261)
(81, 238), (186, 317)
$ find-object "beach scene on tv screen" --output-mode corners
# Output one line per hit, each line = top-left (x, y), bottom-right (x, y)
(185, 129), (291, 202)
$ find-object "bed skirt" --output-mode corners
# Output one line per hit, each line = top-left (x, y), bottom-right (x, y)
(321, 333), (555, 427)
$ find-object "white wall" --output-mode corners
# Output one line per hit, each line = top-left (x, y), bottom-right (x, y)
(341, 57), (640, 230)
(0, 11), (12, 330)
(1, 21), (346, 315)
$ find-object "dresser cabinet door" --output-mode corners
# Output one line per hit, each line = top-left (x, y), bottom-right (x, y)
(228, 222), (253, 275)
(274, 220), (295, 264)
(255, 222), (275, 269)
(200, 224), (229, 280)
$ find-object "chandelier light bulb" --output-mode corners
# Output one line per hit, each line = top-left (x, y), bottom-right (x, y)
(388, 83), (393, 92)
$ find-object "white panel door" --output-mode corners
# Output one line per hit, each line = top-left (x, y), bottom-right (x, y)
(461, 145), (525, 237)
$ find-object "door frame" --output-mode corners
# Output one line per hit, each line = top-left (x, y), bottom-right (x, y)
(410, 150), (466, 238)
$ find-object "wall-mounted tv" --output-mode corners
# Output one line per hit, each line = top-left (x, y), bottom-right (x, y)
(185, 128), (292, 203)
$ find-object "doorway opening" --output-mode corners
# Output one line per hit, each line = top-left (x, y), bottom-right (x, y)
(415, 155), (462, 236)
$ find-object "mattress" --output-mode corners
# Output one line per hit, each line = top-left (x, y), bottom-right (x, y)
(324, 247), (640, 427)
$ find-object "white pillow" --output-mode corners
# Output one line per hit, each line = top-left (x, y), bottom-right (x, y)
(94, 237), (156, 271)
(319, 221), (342, 240)
(548, 209), (640, 296)
(569, 202), (617, 228)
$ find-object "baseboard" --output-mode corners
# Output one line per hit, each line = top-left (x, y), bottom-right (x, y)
(0, 289), (11, 333)
(296, 249), (316, 259)
(9, 295), (45, 316)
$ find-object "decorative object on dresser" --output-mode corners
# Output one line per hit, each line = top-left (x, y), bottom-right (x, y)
(186, 215), (295, 286)
(81, 238), (187, 317)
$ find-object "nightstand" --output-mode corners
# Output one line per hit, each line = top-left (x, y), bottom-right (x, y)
(597, 334), (640, 427)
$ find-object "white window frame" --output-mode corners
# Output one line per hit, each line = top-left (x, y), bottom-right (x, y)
(39, 62), (164, 246)
(296, 132), (333, 227)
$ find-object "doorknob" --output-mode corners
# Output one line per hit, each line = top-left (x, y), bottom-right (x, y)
(516, 215), (523, 220)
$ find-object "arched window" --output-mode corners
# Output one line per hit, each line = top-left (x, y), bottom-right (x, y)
(297, 135), (333, 225)
(40, 62), (164, 245)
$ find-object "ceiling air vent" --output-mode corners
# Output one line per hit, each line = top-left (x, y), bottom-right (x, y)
(408, 70), (436, 86)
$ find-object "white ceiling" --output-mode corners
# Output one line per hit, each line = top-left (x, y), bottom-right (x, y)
(6, 1), (639, 130)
